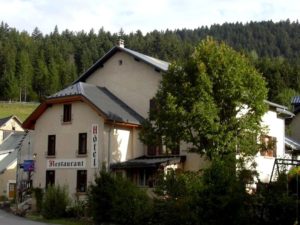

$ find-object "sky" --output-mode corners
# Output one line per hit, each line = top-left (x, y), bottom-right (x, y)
(0, 0), (299, 35)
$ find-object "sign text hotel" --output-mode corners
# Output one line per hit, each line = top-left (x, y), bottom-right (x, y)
(47, 159), (86, 169)
(91, 124), (99, 168)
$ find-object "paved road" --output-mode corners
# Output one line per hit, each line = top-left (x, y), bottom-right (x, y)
(0, 209), (56, 225)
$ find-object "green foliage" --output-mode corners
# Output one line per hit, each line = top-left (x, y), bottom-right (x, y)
(141, 37), (268, 159)
(32, 187), (43, 213)
(0, 102), (38, 121)
(65, 200), (87, 219)
(152, 159), (256, 225)
(275, 88), (299, 110)
(197, 158), (252, 225)
(0, 20), (300, 103)
(41, 185), (70, 219)
(88, 170), (152, 225)
(152, 170), (202, 225)
(258, 173), (299, 225)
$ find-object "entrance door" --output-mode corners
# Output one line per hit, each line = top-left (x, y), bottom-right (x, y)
(46, 170), (55, 187)
(8, 182), (16, 199)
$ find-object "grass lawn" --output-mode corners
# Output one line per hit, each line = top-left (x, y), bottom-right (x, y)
(27, 213), (94, 225)
(0, 102), (38, 122)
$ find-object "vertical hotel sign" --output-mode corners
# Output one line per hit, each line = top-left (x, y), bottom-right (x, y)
(91, 124), (99, 168)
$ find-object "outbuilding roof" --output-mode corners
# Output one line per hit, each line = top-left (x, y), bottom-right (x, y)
(0, 115), (22, 128)
(291, 96), (300, 105)
(0, 131), (27, 174)
(285, 136), (300, 152)
(264, 100), (294, 118)
(0, 132), (27, 152)
(73, 46), (170, 84)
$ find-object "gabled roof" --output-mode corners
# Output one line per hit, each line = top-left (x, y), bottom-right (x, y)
(0, 115), (22, 128)
(23, 82), (144, 129)
(0, 131), (27, 173)
(73, 46), (170, 84)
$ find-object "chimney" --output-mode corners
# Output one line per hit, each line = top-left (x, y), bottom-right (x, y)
(118, 39), (124, 48)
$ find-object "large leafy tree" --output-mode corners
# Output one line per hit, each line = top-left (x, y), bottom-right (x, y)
(140, 37), (268, 160)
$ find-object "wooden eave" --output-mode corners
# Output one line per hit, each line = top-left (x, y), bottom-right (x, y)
(105, 120), (142, 128)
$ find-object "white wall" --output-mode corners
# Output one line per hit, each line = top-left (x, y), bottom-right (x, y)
(255, 109), (286, 183)
(30, 100), (144, 198)
(86, 52), (162, 118)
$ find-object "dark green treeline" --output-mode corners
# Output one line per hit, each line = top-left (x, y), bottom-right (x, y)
(0, 20), (300, 107)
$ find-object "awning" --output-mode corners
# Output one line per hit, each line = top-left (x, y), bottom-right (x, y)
(110, 156), (186, 169)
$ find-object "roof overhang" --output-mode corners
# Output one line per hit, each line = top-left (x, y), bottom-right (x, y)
(285, 136), (300, 152)
(23, 95), (141, 130)
(264, 100), (294, 118)
(73, 46), (169, 84)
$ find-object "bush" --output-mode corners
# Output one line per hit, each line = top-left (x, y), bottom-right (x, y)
(258, 173), (298, 225)
(65, 200), (87, 218)
(153, 159), (253, 225)
(41, 185), (70, 219)
(32, 187), (43, 213)
(88, 170), (152, 225)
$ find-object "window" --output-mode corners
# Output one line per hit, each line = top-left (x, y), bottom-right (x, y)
(46, 170), (55, 187)
(147, 145), (160, 156)
(138, 169), (156, 187)
(76, 170), (87, 192)
(147, 137), (162, 156)
(147, 138), (180, 156)
(63, 104), (72, 122)
(47, 135), (56, 156)
(78, 133), (87, 155)
(149, 98), (158, 120)
(260, 135), (277, 157)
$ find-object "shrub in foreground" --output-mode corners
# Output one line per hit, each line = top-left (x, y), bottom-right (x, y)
(88, 170), (152, 225)
(41, 185), (70, 219)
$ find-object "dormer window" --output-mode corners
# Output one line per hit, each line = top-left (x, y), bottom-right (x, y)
(63, 104), (72, 123)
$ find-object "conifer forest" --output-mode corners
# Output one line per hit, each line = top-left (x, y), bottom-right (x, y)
(0, 20), (300, 108)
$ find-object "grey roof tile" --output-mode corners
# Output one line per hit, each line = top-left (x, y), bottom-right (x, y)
(0, 132), (27, 152)
(122, 47), (169, 71)
(291, 96), (300, 105)
(0, 132), (27, 174)
(49, 82), (144, 125)
(0, 150), (17, 173)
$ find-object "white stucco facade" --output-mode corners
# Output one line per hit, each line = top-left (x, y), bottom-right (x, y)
(86, 52), (162, 118)
(255, 108), (289, 183)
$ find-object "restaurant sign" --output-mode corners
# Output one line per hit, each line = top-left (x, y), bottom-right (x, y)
(47, 159), (86, 169)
